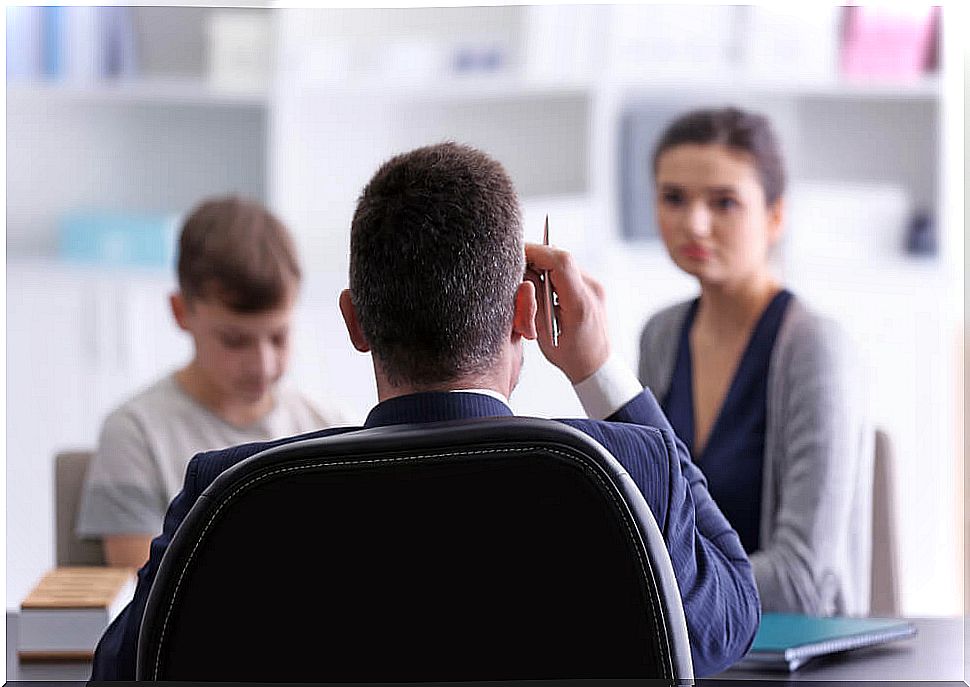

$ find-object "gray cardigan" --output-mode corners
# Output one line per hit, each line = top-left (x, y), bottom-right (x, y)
(638, 297), (873, 616)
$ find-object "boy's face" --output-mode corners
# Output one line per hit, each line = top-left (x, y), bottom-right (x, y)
(173, 293), (295, 405)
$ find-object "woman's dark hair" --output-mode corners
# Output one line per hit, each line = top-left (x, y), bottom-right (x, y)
(651, 106), (786, 206)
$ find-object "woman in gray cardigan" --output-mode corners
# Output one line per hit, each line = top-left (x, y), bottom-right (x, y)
(638, 107), (873, 616)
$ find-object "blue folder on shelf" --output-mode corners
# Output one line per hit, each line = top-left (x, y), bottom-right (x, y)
(58, 212), (179, 268)
(735, 613), (918, 672)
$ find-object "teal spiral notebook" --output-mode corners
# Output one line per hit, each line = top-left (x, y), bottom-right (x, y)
(735, 613), (918, 671)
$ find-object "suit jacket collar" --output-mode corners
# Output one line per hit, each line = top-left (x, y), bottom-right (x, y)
(364, 391), (514, 428)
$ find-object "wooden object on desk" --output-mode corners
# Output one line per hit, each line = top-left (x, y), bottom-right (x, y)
(19, 566), (135, 661)
(21, 566), (132, 608)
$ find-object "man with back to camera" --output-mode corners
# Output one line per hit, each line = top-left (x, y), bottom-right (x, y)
(90, 142), (760, 679)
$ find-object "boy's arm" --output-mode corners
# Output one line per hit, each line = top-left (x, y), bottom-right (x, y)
(103, 535), (153, 568)
(77, 409), (168, 569)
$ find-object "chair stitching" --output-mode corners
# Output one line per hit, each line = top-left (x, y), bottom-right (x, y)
(152, 446), (663, 678)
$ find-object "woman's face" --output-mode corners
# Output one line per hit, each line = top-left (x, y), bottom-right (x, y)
(654, 143), (783, 287)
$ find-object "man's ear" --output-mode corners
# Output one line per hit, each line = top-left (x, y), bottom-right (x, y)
(767, 197), (785, 246)
(170, 292), (190, 331)
(512, 280), (538, 341)
(339, 289), (371, 353)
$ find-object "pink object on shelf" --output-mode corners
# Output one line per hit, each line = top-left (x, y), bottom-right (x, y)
(841, 5), (939, 81)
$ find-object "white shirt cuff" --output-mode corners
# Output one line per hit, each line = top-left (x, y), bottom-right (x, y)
(572, 353), (644, 420)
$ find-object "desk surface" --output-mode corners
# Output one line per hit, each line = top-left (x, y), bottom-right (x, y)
(5, 612), (966, 683)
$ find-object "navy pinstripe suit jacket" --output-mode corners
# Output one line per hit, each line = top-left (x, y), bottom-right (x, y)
(91, 389), (759, 679)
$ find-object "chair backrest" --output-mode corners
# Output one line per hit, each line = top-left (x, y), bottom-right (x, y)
(54, 450), (105, 566)
(870, 428), (899, 615)
(138, 417), (693, 682)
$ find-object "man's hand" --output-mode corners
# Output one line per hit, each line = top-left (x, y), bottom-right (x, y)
(525, 243), (610, 384)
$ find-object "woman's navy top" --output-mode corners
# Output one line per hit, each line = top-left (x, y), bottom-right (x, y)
(661, 289), (793, 554)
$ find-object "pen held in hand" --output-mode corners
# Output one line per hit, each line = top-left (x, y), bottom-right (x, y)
(542, 215), (560, 347)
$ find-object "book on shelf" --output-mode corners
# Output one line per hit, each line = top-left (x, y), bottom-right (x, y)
(5, 6), (44, 81)
(6, 5), (137, 84)
(841, 6), (939, 80)
(57, 211), (181, 268)
(19, 566), (136, 661)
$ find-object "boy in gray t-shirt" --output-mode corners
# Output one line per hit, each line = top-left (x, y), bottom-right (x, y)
(76, 197), (350, 568)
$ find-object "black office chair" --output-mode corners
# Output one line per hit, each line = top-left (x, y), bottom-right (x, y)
(137, 417), (693, 682)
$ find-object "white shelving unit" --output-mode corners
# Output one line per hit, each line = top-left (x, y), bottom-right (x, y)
(5, 79), (268, 107)
(6, 91), (268, 257)
(6, 5), (960, 618)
